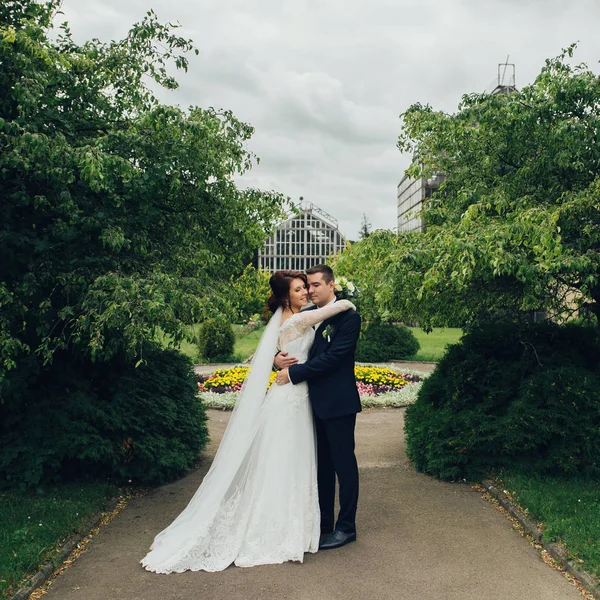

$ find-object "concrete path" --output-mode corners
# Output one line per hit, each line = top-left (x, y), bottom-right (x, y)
(42, 409), (581, 600)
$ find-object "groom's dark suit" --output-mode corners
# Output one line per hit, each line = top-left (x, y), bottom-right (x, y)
(288, 304), (361, 535)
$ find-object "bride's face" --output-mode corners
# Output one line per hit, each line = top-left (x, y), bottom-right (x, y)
(288, 278), (309, 311)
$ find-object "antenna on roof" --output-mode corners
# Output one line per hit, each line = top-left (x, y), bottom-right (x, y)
(493, 56), (516, 94)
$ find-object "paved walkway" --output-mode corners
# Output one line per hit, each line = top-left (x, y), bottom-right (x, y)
(41, 409), (581, 600)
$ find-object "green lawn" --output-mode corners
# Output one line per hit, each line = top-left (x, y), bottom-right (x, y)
(174, 338), (202, 363)
(159, 324), (265, 364)
(154, 327), (200, 363)
(227, 325), (462, 364)
(409, 327), (462, 362)
(498, 470), (600, 579)
(163, 324), (462, 365)
(0, 483), (116, 597)
(232, 326), (264, 361)
(228, 326), (463, 364)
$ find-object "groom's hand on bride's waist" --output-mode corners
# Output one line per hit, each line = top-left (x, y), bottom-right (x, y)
(273, 351), (298, 370)
(276, 368), (291, 386)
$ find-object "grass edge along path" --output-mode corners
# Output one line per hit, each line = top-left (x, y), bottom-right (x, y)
(480, 478), (600, 600)
(495, 470), (600, 582)
(0, 483), (117, 599)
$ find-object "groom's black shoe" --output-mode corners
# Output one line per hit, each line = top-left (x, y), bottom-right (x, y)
(318, 530), (356, 550)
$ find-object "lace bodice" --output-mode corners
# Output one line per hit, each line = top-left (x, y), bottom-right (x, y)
(277, 300), (356, 358)
(278, 321), (315, 363)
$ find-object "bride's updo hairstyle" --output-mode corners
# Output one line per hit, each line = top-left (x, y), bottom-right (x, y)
(266, 270), (308, 315)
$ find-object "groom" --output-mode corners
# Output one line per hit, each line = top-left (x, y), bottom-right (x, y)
(275, 264), (361, 550)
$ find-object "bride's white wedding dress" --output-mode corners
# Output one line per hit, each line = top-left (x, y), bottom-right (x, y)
(141, 300), (354, 573)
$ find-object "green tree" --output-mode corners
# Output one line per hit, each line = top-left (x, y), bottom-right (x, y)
(358, 213), (372, 240)
(333, 230), (413, 324)
(340, 47), (600, 331)
(0, 1), (288, 396)
(394, 45), (600, 329)
(229, 264), (271, 322)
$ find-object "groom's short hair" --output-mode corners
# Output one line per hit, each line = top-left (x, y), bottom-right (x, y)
(306, 264), (334, 283)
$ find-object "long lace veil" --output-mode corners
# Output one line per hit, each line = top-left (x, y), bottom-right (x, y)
(142, 307), (283, 567)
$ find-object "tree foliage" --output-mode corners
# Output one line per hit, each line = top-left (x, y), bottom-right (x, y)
(229, 264), (271, 322)
(0, 1), (288, 396)
(358, 213), (372, 240)
(333, 230), (410, 324)
(340, 47), (600, 330)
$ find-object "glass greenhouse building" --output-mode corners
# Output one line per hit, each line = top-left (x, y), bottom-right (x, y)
(258, 201), (347, 273)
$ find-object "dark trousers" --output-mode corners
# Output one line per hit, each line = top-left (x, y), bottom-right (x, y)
(315, 413), (359, 534)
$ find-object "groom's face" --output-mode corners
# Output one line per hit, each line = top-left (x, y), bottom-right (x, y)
(307, 273), (335, 308)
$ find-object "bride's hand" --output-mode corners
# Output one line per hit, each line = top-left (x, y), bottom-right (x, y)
(276, 368), (290, 386)
(274, 351), (298, 370)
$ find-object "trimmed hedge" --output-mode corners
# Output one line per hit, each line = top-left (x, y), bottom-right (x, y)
(356, 323), (420, 362)
(197, 318), (235, 360)
(0, 344), (209, 488)
(404, 322), (600, 480)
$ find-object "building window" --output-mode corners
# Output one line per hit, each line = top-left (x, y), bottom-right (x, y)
(258, 203), (347, 273)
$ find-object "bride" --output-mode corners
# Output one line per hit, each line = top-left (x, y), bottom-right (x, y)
(141, 270), (356, 573)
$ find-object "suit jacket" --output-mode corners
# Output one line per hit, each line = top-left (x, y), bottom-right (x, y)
(289, 304), (361, 420)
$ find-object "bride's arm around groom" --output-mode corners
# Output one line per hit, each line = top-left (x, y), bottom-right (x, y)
(281, 301), (361, 387)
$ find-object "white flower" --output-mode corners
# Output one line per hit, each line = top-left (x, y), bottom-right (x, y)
(334, 284), (342, 291)
(347, 282), (355, 293)
(199, 377), (426, 411)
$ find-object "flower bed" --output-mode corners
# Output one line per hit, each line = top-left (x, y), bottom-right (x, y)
(197, 365), (428, 410)
(353, 365), (420, 395)
(197, 366), (273, 393)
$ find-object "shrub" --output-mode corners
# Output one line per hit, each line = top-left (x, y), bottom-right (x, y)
(404, 322), (600, 480)
(241, 314), (263, 335)
(197, 319), (235, 360)
(0, 345), (209, 488)
(356, 323), (420, 362)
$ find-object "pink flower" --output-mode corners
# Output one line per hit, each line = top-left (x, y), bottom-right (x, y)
(356, 381), (377, 396)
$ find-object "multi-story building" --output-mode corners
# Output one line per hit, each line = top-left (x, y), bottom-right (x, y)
(396, 173), (445, 232)
(397, 63), (516, 233)
(258, 200), (347, 273)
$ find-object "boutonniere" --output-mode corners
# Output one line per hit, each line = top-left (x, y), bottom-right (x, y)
(322, 324), (334, 342)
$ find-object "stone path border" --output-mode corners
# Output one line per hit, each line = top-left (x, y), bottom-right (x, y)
(9, 497), (120, 600)
(482, 480), (600, 599)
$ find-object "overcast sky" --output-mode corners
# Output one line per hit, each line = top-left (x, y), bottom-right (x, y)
(57, 0), (600, 240)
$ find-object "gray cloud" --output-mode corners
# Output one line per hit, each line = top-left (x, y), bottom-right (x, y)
(59, 0), (600, 240)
